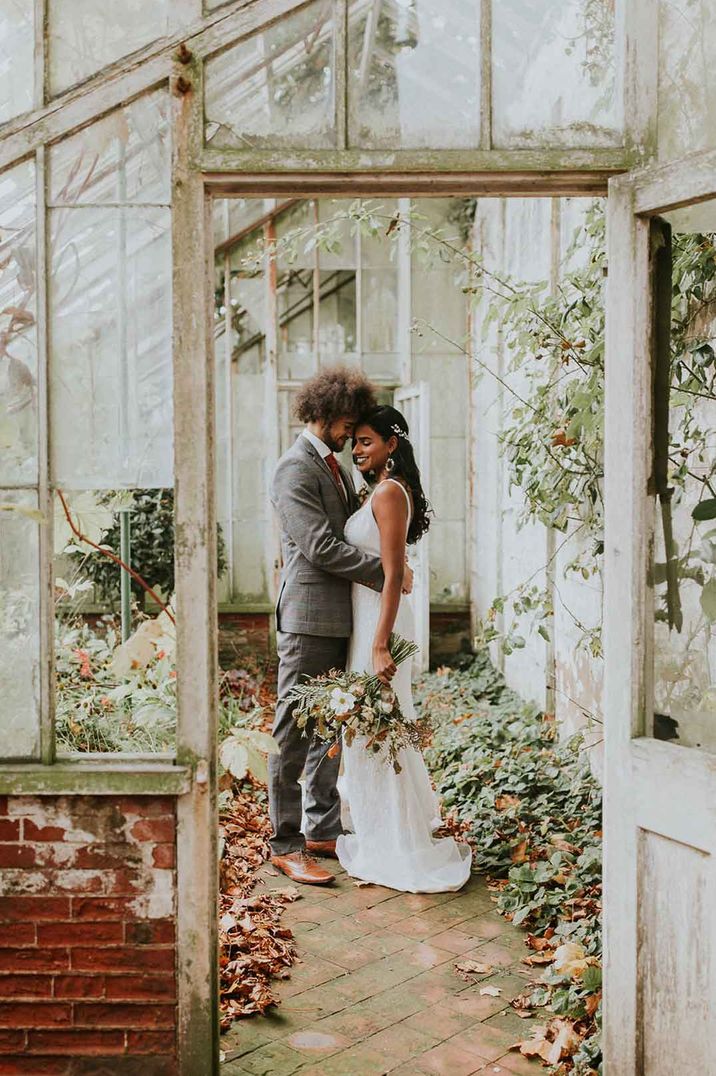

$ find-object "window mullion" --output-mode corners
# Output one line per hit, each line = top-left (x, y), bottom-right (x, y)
(36, 143), (54, 764)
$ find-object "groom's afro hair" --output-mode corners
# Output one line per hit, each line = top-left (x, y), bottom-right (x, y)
(293, 366), (378, 425)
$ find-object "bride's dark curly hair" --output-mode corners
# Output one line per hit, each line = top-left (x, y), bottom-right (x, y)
(357, 405), (432, 544)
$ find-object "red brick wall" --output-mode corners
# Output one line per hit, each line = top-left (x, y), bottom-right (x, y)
(217, 609), (473, 670)
(0, 794), (177, 1074)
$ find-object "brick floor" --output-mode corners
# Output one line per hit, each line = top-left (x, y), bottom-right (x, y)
(220, 866), (542, 1076)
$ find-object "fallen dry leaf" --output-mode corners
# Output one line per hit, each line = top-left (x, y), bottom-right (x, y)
(480, 985), (502, 997)
(495, 794), (521, 811)
(454, 959), (494, 981)
(513, 1017), (582, 1066)
(218, 672), (302, 1030)
(526, 932), (555, 951)
(522, 952), (555, 966)
(510, 839), (529, 864)
(552, 941), (588, 978)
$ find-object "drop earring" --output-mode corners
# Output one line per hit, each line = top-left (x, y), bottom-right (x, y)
(385, 455), (395, 474)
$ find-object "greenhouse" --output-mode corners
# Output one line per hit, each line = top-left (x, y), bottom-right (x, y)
(0, 1), (715, 1073)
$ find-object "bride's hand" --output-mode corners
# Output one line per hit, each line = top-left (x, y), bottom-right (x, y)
(372, 643), (397, 685)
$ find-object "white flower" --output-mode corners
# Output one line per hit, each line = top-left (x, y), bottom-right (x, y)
(330, 688), (357, 715)
(378, 700), (393, 714)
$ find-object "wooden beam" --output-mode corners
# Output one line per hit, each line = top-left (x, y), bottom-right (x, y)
(603, 178), (650, 1075)
(201, 147), (627, 187)
(619, 0), (658, 165)
(632, 147), (716, 216)
(171, 54), (220, 1076)
(0, 0), (310, 174)
(0, 762), (191, 795)
(36, 145), (54, 764)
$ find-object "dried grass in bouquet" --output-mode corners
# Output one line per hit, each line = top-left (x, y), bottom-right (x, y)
(286, 634), (430, 773)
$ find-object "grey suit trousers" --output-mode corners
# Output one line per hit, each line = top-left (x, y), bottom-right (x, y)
(268, 630), (348, 856)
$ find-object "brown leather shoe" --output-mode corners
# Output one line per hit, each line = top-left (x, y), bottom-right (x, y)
(270, 850), (334, 886)
(305, 839), (338, 860)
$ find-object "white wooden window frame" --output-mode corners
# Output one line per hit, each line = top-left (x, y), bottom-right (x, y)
(603, 148), (716, 1074)
(0, 1), (657, 1071)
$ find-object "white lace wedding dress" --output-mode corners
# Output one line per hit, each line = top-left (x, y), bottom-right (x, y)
(335, 480), (472, 893)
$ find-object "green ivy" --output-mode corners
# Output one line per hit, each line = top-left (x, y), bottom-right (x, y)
(417, 654), (603, 1074)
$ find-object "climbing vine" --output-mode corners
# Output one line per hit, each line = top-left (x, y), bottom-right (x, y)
(238, 198), (716, 682)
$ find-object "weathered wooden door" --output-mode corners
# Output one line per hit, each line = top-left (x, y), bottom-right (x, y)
(394, 382), (430, 672)
(604, 160), (716, 1073)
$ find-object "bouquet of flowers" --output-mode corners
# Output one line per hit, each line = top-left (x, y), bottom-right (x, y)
(287, 634), (429, 773)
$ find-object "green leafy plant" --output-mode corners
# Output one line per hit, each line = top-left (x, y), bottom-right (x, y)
(66, 488), (227, 611)
(417, 653), (603, 1074)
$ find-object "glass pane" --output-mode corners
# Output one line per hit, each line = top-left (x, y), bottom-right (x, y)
(54, 488), (176, 754)
(319, 270), (357, 362)
(0, 489), (40, 758)
(411, 199), (466, 355)
(348, 0), (480, 149)
(48, 0), (179, 96)
(658, 0), (716, 161)
(317, 200), (358, 270)
(0, 0), (35, 124)
(277, 267), (315, 380)
(49, 206), (173, 488)
(652, 204), (716, 753)
(233, 373), (269, 601)
(49, 91), (171, 206)
(0, 159), (37, 485)
(204, 0), (336, 149)
(493, 0), (621, 148)
(214, 197), (273, 248)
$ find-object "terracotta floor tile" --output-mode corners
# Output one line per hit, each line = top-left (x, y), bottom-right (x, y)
(410, 1038), (489, 1075)
(359, 929), (414, 957)
(493, 1048), (544, 1074)
(452, 1023), (518, 1063)
(224, 872), (551, 1076)
(285, 1026), (352, 1057)
(403, 1000), (478, 1040)
(453, 916), (508, 942)
(443, 989), (509, 1022)
(354, 903), (412, 928)
(430, 927), (492, 955)
(391, 915), (435, 940)
(281, 955), (348, 997)
(359, 1020), (439, 1066)
(238, 1039), (306, 1075)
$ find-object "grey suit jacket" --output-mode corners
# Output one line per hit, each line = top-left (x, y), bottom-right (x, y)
(270, 435), (384, 637)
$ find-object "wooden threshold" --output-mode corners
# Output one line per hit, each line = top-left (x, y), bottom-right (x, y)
(204, 169), (622, 198)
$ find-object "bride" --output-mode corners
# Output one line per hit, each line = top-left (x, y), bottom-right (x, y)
(336, 405), (472, 893)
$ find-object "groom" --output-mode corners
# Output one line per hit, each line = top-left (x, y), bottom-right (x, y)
(268, 366), (412, 885)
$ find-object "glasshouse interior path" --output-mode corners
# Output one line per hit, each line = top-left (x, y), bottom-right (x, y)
(221, 865), (542, 1076)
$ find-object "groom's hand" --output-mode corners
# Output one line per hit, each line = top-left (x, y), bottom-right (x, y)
(402, 562), (414, 595)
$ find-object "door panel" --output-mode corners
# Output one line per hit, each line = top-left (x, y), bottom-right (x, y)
(637, 829), (712, 1076)
(604, 171), (716, 1073)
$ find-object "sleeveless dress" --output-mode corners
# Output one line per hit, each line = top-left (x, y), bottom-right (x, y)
(335, 479), (472, 893)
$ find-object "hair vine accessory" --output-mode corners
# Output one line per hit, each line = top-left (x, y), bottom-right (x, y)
(390, 423), (404, 437)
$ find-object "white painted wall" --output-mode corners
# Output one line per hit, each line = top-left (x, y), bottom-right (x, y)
(470, 196), (606, 755)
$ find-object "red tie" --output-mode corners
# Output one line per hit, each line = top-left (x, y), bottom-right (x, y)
(325, 454), (346, 500)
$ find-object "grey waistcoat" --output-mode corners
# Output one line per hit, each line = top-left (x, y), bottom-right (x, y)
(270, 435), (384, 637)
